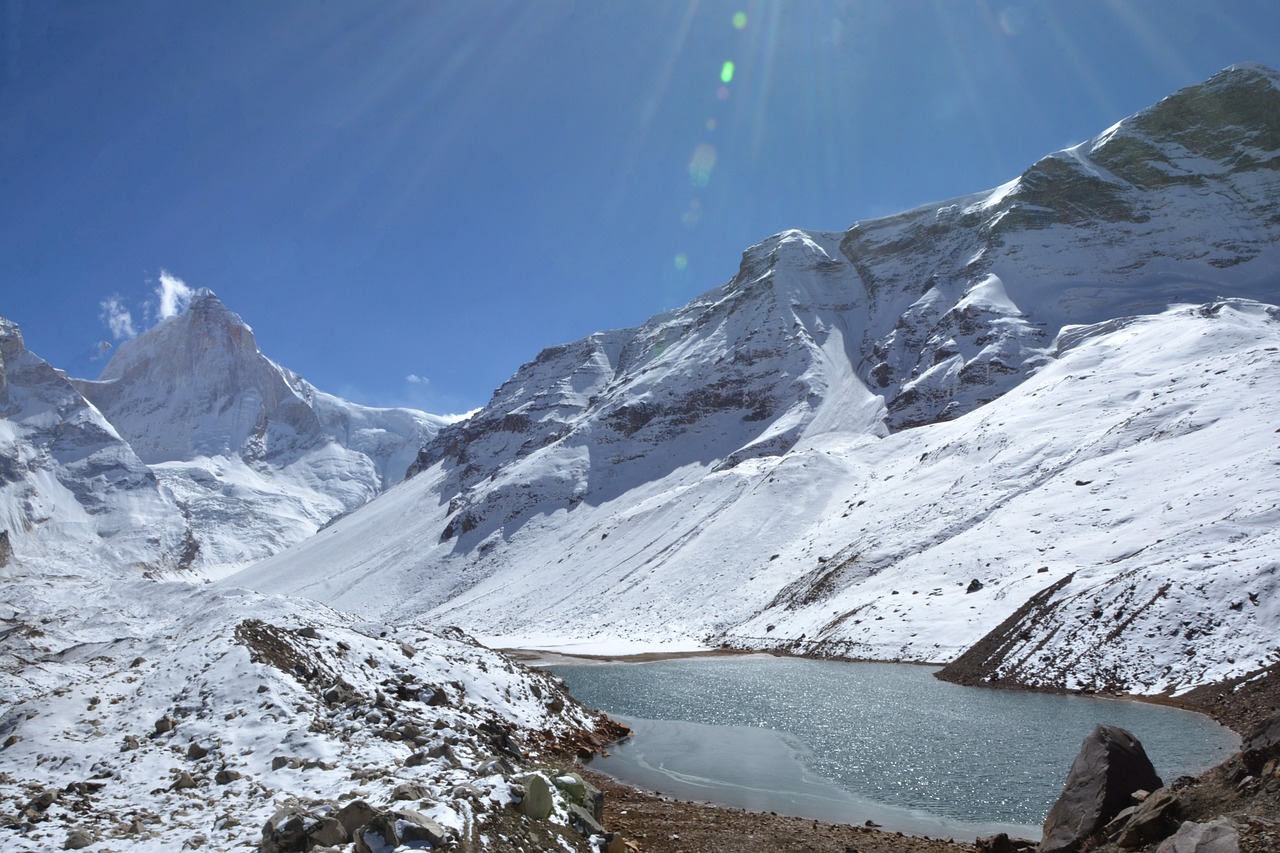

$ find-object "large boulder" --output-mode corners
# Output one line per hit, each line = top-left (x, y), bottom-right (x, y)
(1040, 725), (1163, 853)
(517, 773), (554, 820)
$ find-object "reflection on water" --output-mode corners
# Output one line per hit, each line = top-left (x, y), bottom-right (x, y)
(550, 656), (1238, 840)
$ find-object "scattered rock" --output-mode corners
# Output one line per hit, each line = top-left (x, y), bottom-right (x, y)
(391, 781), (429, 802)
(966, 578), (985, 593)
(186, 741), (210, 760)
(975, 832), (1019, 853)
(1040, 725), (1163, 853)
(215, 769), (242, 785)
(121, 735), (140, 752)
(154, 716), (175, 735)
(64, 829), (94, 849)
(1156, 818), (1241, 853)
(170, 771), (198, 791)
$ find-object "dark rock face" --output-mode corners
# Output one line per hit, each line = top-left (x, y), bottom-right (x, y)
(1240, 711), (1280, 773)
(1040, 725), (1163, 853)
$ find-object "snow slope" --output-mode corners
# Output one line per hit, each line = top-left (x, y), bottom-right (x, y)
(234, 64), (1280, 695)
(74, 289), (452, 575)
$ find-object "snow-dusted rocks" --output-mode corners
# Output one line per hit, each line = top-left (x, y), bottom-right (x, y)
(73, 289), (451, 574)
(0, 572), (620, 851)
(235, 65), (1280, 698)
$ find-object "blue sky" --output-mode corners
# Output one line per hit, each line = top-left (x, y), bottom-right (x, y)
(3, 1), (1278, 414)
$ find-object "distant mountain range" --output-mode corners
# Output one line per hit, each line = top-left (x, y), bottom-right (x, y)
(2, 61), (1278, 709)
(233, 63), (1280, 696)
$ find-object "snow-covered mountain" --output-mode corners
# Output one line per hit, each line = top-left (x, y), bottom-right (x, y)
(0, 315), (192, 573)
(73, 289), (452, 574)
(1, 316), (618, 851)
(234, 63), (1280, 695)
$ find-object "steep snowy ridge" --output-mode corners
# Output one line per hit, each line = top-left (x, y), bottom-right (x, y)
(74, 289), (451, 573)
(237, 64), (1280, 694)
(0, 316), (190, 572)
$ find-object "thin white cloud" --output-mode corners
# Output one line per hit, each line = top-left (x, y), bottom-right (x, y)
(406, 374), (430, 385)
(99, 296), (137, 340)
(155, 270), (193, 319)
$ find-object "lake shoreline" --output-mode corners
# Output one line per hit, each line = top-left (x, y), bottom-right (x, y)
(511, 644), (1274, 850)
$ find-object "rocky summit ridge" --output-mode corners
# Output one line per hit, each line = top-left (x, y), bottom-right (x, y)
(238, 64), (1280, 699)
(72, 288), (451, 573)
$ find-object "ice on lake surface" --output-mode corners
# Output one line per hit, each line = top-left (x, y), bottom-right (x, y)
(550, 656), (1239, 841)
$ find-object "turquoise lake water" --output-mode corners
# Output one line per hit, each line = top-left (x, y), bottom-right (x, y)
(549, 656), (1239, 841)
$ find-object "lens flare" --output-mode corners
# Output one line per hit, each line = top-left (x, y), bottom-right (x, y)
(674, 253), (689, 271)
(687, 143), (717, 187)
(720, 60), (735, 84)
(732, 11), (747, 29)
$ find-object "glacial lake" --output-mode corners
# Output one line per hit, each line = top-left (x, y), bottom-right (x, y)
(548, 656), (1239, 841)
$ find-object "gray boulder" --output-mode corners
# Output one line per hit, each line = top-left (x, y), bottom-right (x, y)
(260, 808), (347, 853)
(335, 800), (377, 836)
(517, 773), (554, 820)
(352, 809), (447, 853)
(1156, 819), (1240, 853)
(1040, 725), (1163, 853)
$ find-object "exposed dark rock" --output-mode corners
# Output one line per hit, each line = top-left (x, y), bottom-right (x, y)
(1040, 725), (1163, 853)
(0, 530), (11, 568)
(936, 573), (1075, 688)
(1114, 787), (1180, 848)
(966, 578), (985, 594)
(1240, 711), (1280, 773)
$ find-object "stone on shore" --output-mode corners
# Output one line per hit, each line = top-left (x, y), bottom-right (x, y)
(1040, 724), (1163, 853)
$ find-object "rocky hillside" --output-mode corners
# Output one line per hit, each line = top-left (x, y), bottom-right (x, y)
(73, 289), (450, 574)
(235, 64), (1280, 697)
